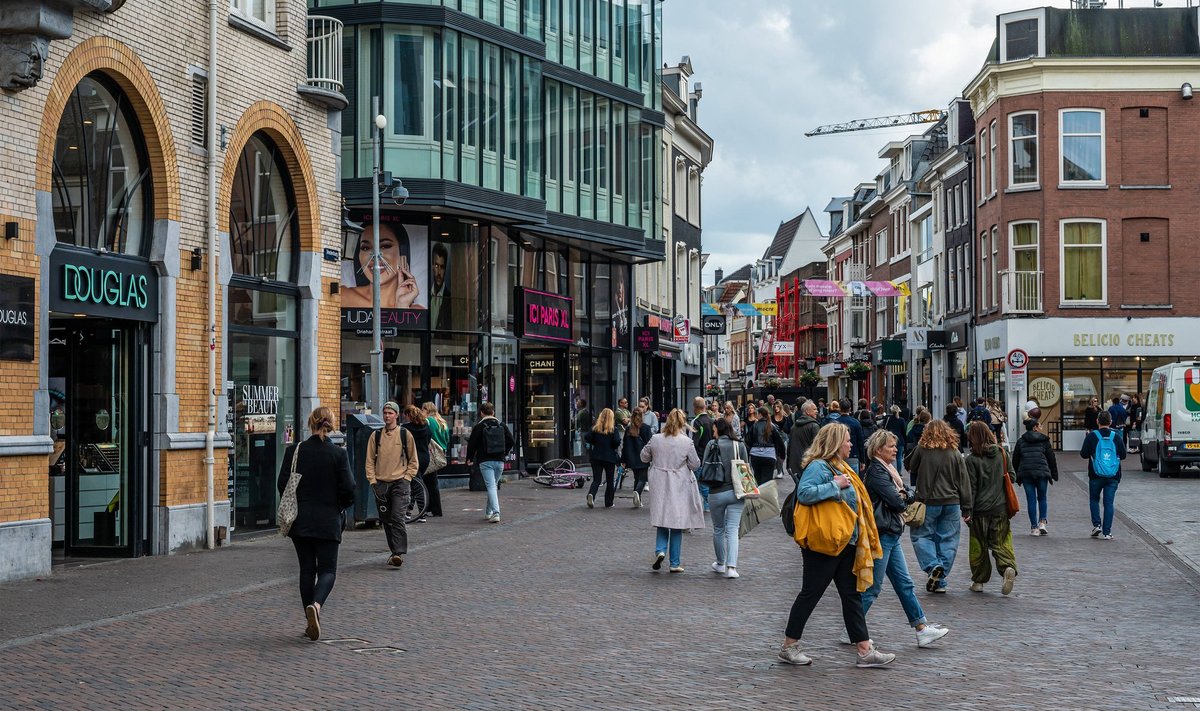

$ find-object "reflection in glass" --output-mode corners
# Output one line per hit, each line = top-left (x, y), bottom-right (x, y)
(229, 133), (299, 282)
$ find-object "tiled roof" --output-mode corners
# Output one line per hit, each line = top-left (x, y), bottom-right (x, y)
(763, 213), (804, 260)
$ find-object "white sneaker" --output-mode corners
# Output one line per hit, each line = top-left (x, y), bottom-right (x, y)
(490, 514), (501, 524)
(970, 582), (984, 593)
(711, 562), (726, 574)
(1091, 525), (1102, 537)
(586, 494), (594, 508)
(632, 491), (641, 508)
(1102, 533), (1114, 540)
(856, 644), (896, 668)
(1001, 567), (1016, 595)
(778, 641), (812, 666)
(1030, 528), (1041, 537)
(1038, 521), (1049, 535)
(725, 567), (740, 579)
(916, 625), (950, 648)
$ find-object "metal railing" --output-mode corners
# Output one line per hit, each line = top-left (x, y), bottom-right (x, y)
(306, 16), (343, 93)
(1001, 269), (1043, 314)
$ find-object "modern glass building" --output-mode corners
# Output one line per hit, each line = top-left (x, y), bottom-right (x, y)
(309, 0), (666, 474)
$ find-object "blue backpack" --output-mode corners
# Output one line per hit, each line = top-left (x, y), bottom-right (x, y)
(1093, 430), (1120, 478)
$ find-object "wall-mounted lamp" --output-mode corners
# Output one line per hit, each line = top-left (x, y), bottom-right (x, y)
(1183, 82), (1193, 100)
(4, 222), (17, 240)
(190, 247), (203, 271)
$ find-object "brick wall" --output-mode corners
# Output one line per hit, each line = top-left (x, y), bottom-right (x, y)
(0, 456), (48, 524)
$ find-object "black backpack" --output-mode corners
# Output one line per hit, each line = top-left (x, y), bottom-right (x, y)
(482, 419), (508, 456)
(968, 406), (989, 423)
(780, 471), (801, 536)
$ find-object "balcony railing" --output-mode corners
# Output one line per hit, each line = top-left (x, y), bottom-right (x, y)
(306, 16), (343, 94)
(1001, 270), (1043, 314)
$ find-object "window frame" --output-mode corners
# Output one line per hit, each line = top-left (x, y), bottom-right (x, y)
(999, 9), (1045, 63)
(1008, 111), (1039, 189)
(979, 230), (990, 312)
(1059, 108), (1106, 187)
(874, 228), (887, 266)
(978, 127), (989, 201)
(989, 120), (998, 197)
(229, 0), (275, 30)
(1059, 218), (1108, 305)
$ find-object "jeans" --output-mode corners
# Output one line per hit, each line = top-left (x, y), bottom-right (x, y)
(478, 460), (503, 517)
(750, 455), (776, 486)
(708, 488), (745, 568)
(894, 444), (905, 477)
(291, 536), (340, 608)
(588, 460), (616, 507)
(784, 545), (871, 643)
(374, 479), (410, 555)
(1089, 477), (1119, 535)
(1023, 479), (1049, 529)
(632, 467), (648, 494)
(861, 533), (927, 627)
(695, 471), (710, 512)
(909, 503), (962, 589)
(655, 527), (683, 567)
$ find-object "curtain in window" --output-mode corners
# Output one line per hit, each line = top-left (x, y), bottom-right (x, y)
(1063, 222), (1103, 301)
(1012, 223), (1038, 271)
(1062, 111), (1102, 182)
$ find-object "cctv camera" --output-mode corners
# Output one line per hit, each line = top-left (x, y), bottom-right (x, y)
(391, 183), (409, 205)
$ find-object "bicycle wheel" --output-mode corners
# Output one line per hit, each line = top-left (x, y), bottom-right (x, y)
(534, 458), (575, 486)
(404, 478), (429, 523)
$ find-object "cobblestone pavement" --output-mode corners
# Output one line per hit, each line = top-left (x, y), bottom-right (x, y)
(2, 471), (1200, 710)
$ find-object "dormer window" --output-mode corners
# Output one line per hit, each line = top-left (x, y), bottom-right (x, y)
(999, 9), (1045, 63)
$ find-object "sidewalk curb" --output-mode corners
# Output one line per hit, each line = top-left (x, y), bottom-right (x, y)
(1062, 468), (1200, 593)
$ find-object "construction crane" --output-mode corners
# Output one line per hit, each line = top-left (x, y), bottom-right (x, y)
(804, 109), (946, 137)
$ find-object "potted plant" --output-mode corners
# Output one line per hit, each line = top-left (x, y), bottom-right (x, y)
(764, 376), (781, 390)
(705, 384), (723, 399)
(800, 370), (821, 387)
(845, 361), (870, 381)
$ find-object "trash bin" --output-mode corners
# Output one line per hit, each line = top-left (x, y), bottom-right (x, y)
(345, 413), (383, 526)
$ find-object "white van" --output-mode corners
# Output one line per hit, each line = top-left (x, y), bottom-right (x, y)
(1140, 362), (1200, 476)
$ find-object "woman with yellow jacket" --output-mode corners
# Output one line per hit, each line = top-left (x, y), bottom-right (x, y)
(778, 422), (894, 669)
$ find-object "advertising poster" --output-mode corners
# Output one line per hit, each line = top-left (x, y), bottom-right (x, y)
(341, 214), (429, 310)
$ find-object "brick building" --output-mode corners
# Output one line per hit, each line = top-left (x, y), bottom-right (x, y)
(0, 0), (343, 581)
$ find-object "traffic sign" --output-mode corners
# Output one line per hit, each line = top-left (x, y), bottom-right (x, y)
(1006, 348), (1028, 370)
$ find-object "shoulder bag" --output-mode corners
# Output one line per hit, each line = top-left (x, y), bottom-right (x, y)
(278, 442), (301, 537)
(427, 439), (448, 474)
(1000, 447), (1020, 519)
(902, 499), (926, 527)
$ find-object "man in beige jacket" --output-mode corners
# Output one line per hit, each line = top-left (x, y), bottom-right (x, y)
(366, 401), (419, 567)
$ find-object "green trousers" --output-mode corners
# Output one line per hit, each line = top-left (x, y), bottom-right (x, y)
(968, 514), (1017, 584)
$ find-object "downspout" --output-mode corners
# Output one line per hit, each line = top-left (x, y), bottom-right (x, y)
(204, 0), (219, 550)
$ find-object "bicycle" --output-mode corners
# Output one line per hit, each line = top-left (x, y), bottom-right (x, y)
(530, 458), (590, 488)
(372, 477), (429, 524)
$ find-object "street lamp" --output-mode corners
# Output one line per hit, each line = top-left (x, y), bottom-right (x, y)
(370, 99), (387, 412)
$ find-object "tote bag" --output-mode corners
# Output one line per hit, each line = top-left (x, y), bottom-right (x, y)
(427, 440), (448, 474)
(792, 496), (856, 555)
(730, 456), (760, 500)
(278, 443), (301, 537)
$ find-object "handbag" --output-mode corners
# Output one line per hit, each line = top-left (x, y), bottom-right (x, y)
(901, 500), (926, 527)
(278, 442), (301, 537)
(427, 440), (448, 474)
(697, 441), (728, 485)
(792, 496), (856, 555)
(730, 457), (760, 499)
(1001, 448), (1020, 519)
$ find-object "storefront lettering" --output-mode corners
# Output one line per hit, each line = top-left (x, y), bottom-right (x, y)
(0, 308), (28, 326)
(527, 303), (571, 330)
(241, 384), (279, 415)
(527, 359), (555, 369)
(1124, 332), (1174, 348)
(514, 287), (573, 343)
(62, 263), (148, 310)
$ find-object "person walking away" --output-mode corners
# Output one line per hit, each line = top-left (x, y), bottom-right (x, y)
(772, 402), (793, 479)
(860, 430), (950, 648)
(906, 419), (972, 593)
(855, 399), (877, 438)
(1083, 397), (1100, 432)
(963, 422), (1018, 595)
(1081, 410), (1125, 540)
(787, 400), (821, 478)
(584, 408), (622, 508)
(422, 402), (448, 517)
(882, 405), (908, 475)
(278, 406), (355, 641)
(777, 423), (894, 669)
(704, 418), (747, 579)
(691, 396), (714, 512)
(966, 397), (992, 429)
(1011, 418), (1058, 535)
(639, 397), (659, 434)
(365, 401), (419, 567)
(1107, 395), (1129, 446)
(640, 409), (704, 573)
(953, 397), (967, 429)
(904, 409), (931, 464)
(747, 406), (784, 486)
(402, 405), (432, 523)
(823, 400), (866, 472)
(467, 402), (515, 523)
(623, 409), (653, 508)
(944, 404), (967, 452)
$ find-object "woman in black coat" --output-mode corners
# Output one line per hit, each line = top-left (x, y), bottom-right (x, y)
(584, 408), (623, 508)
(277, 406), (355, 641)
(622, 409), (653, 508)
(1011, 418), (1059, 536)
(403, 405), (436, 521)
(943, 404), (967, 452)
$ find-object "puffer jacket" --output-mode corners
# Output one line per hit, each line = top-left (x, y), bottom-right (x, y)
(1011, 431), (1058, 484)
(864, 459), (907, 536)
(965, 444), (1008, 518)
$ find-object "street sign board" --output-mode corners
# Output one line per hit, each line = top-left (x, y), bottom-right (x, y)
(1006, 348), (1028, 370)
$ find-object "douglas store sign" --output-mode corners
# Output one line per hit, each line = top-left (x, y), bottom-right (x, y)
(0, 274), (34, 361)
(49, 248), (159, 321)
(514, 287), (573, 343)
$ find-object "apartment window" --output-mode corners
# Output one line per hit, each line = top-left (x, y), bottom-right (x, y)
(989, 121), (998, 195)
(1011, 221), (1039, 274)
(956, 184), (965, 226)
(230, 0), (274, 27)
(875, 228), (887, 266)
(979, 128), (988, 198)
(980, 230), (989, 310)
(1009, 112), (1038, 187)
(1061, 220), (1106, 303)
(991, 225), (999, 308)
(1060, 109), (1105, 185)
(1005, 18), (1039, 61)
(390, 31), (426, 137)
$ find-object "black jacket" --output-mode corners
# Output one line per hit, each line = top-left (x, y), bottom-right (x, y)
(944, 415), (967, 451)
(584, 428), (623, 464)
(787, 415), (820, 473)
(691, 412), (714, 457)
(882, 415), (907, 446)
(1080, 427), (1126, 481)
(747, 419), (785, 459)
(864, 458), (908, 536)
(622, 423), (653, 470)
(1012, 431), (1058, 484)
(404, 421), (431, 475)
(277, 435), (355, 542)
(467, 417), (515, 463)
(906, 422), (926, 450)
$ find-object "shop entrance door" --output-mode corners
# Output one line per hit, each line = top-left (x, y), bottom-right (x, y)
(50, 319), (148, 557)
(521, 350), (568, 472)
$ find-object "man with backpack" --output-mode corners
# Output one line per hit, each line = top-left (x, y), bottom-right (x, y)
(967, 397), (992, 427)
(467, 402), (514, 524)
(365, 401), (419, 567)
(1080, 410), (1125, 540)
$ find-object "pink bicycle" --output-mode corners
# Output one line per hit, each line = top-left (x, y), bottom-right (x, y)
(530, 458), (590, 488)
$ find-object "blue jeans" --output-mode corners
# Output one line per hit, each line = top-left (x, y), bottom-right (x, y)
(1023, 479), (1049, 529)
(894, 443), (905, 476)
(478, 460), (503, 517)
(862, 533), (927, 627)
(708, 488), (745, 568)
(695, 470), (710, 511)
(655, 527), (683, 568)
(1088, 477), (1119, 536)
(909, 503), (962, 589)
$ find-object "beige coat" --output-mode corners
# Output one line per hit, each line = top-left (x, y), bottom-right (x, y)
(640, 432), (704, 530)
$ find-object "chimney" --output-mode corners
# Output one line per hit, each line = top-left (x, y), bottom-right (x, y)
(714, 267), (724, 284)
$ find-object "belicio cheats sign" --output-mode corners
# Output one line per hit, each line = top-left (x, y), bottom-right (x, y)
(514, 287), (573, 343)
(49, 248), (159, 321)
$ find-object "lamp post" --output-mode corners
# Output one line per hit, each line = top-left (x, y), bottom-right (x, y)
(370, 97), (387, 412)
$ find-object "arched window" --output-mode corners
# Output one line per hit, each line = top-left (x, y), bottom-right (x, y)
(51, 73), (153, 256)
(228, 133), (299, 283)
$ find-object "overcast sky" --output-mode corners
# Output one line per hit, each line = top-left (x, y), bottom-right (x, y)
(661, 0), (1183, 284)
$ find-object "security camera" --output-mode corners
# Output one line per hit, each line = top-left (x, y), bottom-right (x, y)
(391, 183), (409, 205)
